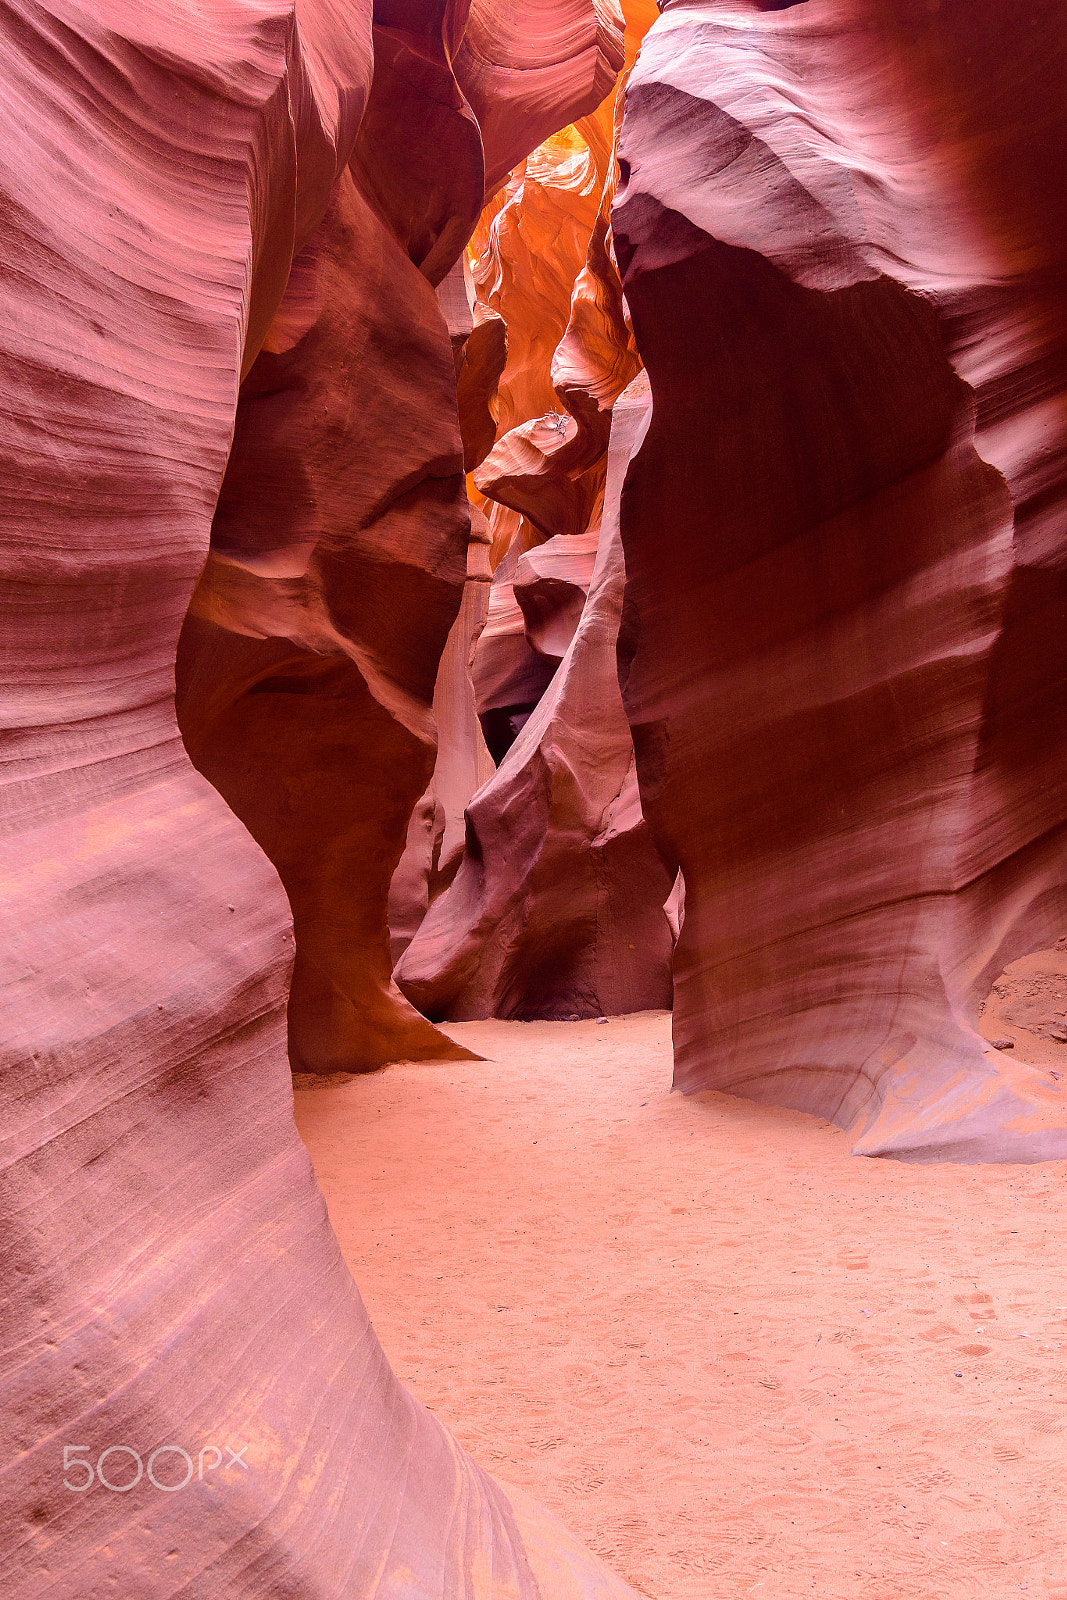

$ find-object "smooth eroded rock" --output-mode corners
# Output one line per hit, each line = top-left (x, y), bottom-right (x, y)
(613, 0), (1067, 1162)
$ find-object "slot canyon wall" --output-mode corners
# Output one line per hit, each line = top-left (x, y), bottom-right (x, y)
(397, 374), (678, 1022)
(5, 0), (1067, 1593)
(613, 0), (1067, 1160)
(0, 0), (641, 1595)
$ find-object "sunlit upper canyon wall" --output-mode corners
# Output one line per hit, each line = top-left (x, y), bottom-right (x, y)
(3, 0), (1067, 1597)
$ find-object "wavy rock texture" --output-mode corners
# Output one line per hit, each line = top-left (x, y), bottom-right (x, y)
(176, 0), (633, 1076)
(384, 268), (499, 970)
(398, 377), (674, 1021)
(459, 108), (636, 760)
(463, 0), (655, 685)
(614, 0), (1067, 1161)
(393, 0), (671, 1020)
(0, 0), (639, 1596)
(471, 0), (654, 543)
(463, 115), (630, 764)
(514, 526), (601, 661)
(387, 506), (497, 968)
(174, 1), (490, 1075)
(458, 0), (627, 197)
(176, 149), (480, 1073)
(385, 107), (631, 962)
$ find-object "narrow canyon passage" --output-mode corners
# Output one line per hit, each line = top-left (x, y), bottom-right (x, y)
(7, 1), (1067, 1593)
(295, 1017), (1067, 1600)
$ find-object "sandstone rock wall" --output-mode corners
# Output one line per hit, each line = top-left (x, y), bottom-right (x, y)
(0, 1), (639, 1594)
(614, 0), (1067, 1161)
(175, 0), (627, 1076)
(398, 375), (675, 1021)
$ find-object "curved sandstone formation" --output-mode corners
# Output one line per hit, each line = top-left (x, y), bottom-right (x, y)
(175, 148), (480, 1072)
(458, 0), (626, 197)
(468, 0), (653, 545)
(514, 526), (601, 661)
(398, 378), (675, 1022)
(398, 121), (618, 874)
(392, 1), (670, 1020)
(344, 2), (656, 1033)
(0, 0), (639, 1596)
(387, 504), (497, 967)
(613, 0), (1067, 1161)
(177, 0), (629, 1076)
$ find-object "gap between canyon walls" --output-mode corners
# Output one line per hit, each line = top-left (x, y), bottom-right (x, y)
(391, 0), (681, 1025)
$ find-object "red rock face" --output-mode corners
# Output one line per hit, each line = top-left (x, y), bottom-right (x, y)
(0, 0), (639, 1594)
(459, 0), (626, 196)
(385, 78), (656, 977)
(175, 0), (632, 1076)
(613, 0), (1067, 1160)
(387, 501), (497, 968)
(176, 155), (479, 1073)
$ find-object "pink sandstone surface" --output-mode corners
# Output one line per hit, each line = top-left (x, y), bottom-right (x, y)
(6, 0), (1067, 1594)
(388, 3), (648, 990)
(387, 501), (496, 970)
(174, 0), (627, 1077)
(397, 378), (674, 1022)
(613, 0), (1067, 1162)
(0, 0), (639, 1595)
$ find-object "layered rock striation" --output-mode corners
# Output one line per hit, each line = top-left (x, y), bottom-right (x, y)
(0, 0), (639, 1595)
(614, 0), (1067, 1160)
(176, 0), (629, 1076)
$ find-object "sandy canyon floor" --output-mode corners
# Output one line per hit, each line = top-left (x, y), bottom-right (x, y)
(294, 1013), (1067, 1600)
